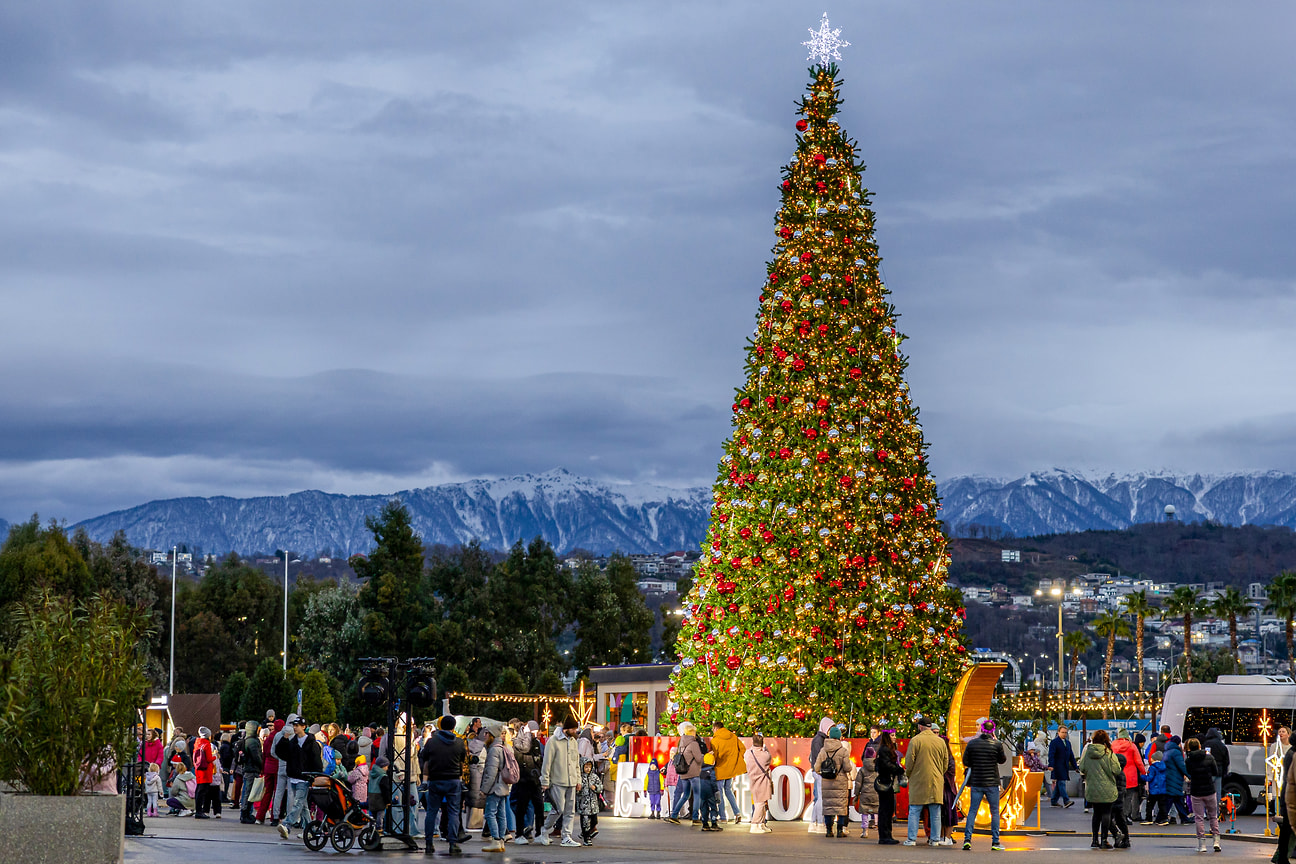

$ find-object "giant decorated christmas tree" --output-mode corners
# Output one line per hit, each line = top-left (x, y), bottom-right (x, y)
(668, 17), (968, 736)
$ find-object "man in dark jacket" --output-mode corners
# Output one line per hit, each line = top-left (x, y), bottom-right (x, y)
(1203, 727), (1230, 813)
(420, 715), (466, 855)
(962, 720), (1007, 850)
(276, 715), (323, 839)
(1048, 727), (1078, 807)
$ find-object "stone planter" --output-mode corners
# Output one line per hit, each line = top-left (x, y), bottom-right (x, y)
(0, 793), (124, 864)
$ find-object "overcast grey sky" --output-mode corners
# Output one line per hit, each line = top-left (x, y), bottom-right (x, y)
(3, 1), (1295, 523)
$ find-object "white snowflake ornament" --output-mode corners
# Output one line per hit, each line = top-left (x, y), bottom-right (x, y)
(803, 13), (850, 66)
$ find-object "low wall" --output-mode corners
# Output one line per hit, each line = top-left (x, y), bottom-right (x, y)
(617, 735), (897, 821)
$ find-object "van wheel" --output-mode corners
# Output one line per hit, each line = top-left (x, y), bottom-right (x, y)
(1222, 778), (1254, 816)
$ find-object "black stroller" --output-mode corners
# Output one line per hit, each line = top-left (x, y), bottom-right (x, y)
(301, 772), (378, 853)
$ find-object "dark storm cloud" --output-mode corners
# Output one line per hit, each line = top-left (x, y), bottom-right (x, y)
(2, 0), (1295, 522)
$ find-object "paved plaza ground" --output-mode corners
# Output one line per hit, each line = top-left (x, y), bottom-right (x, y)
(125, 805), (1284, 864)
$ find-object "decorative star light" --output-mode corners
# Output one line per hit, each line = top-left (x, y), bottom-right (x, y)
(803, 12), (850, 65)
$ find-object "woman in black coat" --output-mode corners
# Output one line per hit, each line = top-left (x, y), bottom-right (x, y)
(873, 731), (903, 845)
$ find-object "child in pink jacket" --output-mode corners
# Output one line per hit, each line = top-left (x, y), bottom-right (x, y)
(348, 755), (371, 810)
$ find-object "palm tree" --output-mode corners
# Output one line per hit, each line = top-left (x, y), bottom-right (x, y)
(1213, 586), (1252, 673)
(1092, 610), (1131, 691)
(1064, 629), (1093, 694)
(1265, 571), (1296, 675)
(1122, 590), (1156, 691)
(1165, 586), (1206, 682)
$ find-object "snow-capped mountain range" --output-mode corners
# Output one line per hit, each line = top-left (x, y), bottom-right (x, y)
(939, 469), (1296, 536)
(65, 468), (1296, 557)
(72, 469), (712, 556)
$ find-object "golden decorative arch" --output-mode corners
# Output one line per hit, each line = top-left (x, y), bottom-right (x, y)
(947, 662), (1042, 831)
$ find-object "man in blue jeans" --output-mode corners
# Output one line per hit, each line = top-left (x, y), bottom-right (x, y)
(1048, 726), (1078, 808)
(903, 716), (950, 846)
(420, 715), (466, 855)
(962, 720), (1008, 850)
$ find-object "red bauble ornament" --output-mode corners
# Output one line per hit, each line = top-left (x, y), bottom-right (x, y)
(783, 586), (795, 600)
(810, 625), (822, 637)
(813, 153), (826, 165)
(815, 398), (829, 411)
(799, 251), (814, 263)
(792, 359), (805, 371)
(789, 547), (801, 559)
(876, 450), (889, 462)
(849, 367), (862, 379)
(843, 273), (853, 285)
(839, 475), (854, 488)
(780, 227), (793, 239)
(761, 686), (773, 697)
(799, 274), (813, 286)
(794, 709), (807, 720)
(796, 119), (808, 132)
(781, 180), (791, 190)
(854, 614), (867, 628)
(739, 527), (752, 539)
(816, 450), (830, 463)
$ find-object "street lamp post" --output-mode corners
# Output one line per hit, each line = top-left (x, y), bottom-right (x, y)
(1037, 586), (1082, 696)
(169, 545), (177, 695)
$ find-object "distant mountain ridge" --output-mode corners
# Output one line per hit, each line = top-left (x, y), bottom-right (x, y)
(73, 469), (711, 556)
(939, 469), (1296, 536)
(67, 468), (1296, 556)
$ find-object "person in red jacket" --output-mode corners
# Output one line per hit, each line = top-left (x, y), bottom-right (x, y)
(193, 727), (216, 819)
(256, 719), (286, 824)
(1111, 729), (1145, 824)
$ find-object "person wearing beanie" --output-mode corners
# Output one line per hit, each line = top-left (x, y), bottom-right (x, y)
(1111, 728), (1145, 826)
(192, 726), (216, 819)
(276, 715), (323, 839)
(575, 758), (603, 846)
(813, 725), (853, 838)
(420, 715), (466, 855)
(961, 721), (1007, 850)
(697, 752), (721, 831)
(368, 755), (393, 849)
(538, 715), (583, 847)
(349, 754), (371, 810)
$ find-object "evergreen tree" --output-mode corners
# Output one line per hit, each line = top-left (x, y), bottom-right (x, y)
(299, 669), (338, 724)
(221, 671), (250, 723)
(354, 501), (429, 658)
(494, 668), (527, 694)
(669, 63), (965, 734)
(0, 516), (94, 612)
(572, 555), (654, 674)
(239, 657), (293, 721)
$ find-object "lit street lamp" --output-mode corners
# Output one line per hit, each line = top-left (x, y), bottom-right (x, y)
(1036, 585), (1082, 697)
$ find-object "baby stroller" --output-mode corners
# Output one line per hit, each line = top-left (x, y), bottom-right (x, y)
(301, 772), (377, 853)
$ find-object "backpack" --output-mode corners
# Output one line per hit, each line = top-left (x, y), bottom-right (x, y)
(672, 747), (689, 774)
(501, 745), (521, 784)
(193, 744), (210, 771)
(818, 752), (839, 780)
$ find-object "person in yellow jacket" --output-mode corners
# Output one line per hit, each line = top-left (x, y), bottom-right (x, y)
(710, 721), (747, 824)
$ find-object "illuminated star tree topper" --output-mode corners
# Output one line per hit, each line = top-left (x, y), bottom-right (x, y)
(803, 13), (850, 65)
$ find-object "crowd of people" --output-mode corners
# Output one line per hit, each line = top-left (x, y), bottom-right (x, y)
(139, 710), (1288, 855)
(138, 709), (642, 853)
(1040, 723), (1241, 852)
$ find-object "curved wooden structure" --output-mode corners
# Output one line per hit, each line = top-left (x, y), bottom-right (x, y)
(947, 662), (1042, 830)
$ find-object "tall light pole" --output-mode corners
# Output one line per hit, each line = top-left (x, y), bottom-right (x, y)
(1037, 585), (1083, 691)
(169, 545), (177, 695)
(283, 551), (289, 672)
